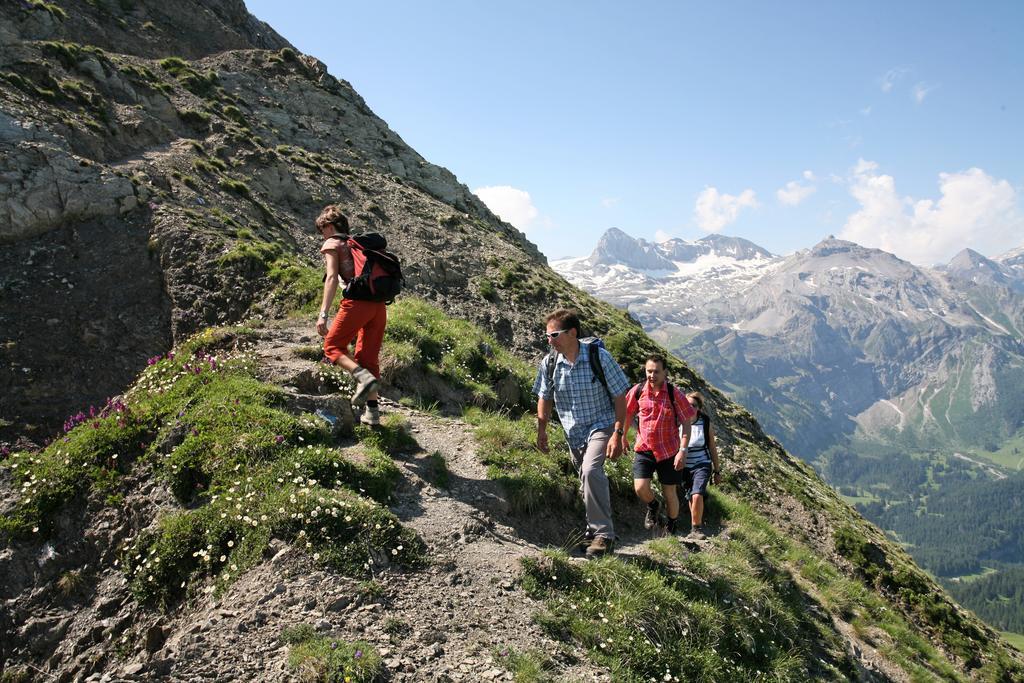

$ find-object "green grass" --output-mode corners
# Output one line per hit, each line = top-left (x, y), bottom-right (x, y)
(381, 298), (534, 411)
(521, 486), (1005, 682)
(495, 648), (554, 682)
(281, 624), (381, 682)
(1002, 631), (1024, 651)
(2, 326), (426, 608)
(464, 408), (576, 516)
(969, 429), (1024, 471)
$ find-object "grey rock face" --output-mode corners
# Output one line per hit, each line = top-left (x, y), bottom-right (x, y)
(587, 227), (676, 270)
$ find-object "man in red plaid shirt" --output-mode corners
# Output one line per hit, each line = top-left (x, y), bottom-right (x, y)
(621, 353), (696, 533)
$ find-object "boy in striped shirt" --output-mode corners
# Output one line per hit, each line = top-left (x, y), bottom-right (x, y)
(621, 354), (696, 534)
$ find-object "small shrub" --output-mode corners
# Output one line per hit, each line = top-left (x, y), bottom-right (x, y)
(179, 109), (210, 128)
(27, 1), (67, 20)
(56, 569), (85, 597)
(284, 628), (381, 683)
(478, 278), (498, 302)
(219, 178), (251, 197)
(158, 57), (190, 77)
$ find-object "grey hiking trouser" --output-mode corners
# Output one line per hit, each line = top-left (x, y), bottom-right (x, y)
(570, 428), (614, 540)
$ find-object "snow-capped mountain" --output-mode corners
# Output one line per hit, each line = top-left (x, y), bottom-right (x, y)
(555, 230), (1024, 461)
(553, 228), (782, 330)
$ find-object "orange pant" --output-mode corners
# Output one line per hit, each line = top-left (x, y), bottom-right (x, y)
(323, 299), (387, 378)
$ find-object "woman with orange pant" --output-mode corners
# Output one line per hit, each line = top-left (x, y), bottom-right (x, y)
(314, 204), (384, 426)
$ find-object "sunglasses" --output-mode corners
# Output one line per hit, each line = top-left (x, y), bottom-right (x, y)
(545, 329), (571, 339)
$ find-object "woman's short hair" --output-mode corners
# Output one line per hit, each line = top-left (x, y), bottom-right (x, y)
(315, 205), (350, 234)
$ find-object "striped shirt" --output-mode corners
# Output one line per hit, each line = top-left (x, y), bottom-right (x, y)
(686, 413), (713, 467)
(533, 343), (630, 450)
(625, 382), (697, 461)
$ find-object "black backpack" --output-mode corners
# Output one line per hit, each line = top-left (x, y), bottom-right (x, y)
(342, 233), (404, 304)
(630, 382), (682, 427)
(544, 337), (613, 402)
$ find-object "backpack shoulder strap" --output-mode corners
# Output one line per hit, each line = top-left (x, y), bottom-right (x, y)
(585, 341), (613, 400)
(631, 382), (644, 404)
(667, 383), (680, 427)
(544, 350), (557, 389)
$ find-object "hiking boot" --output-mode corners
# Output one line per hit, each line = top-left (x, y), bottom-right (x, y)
(360, 403), (380, 427)
(666, 517), (678, 535)
(688, 525), (707, 541)
(585, 536), (614, 558)
(351, 368), (379, 407)
(644, 500), (661, 530)
(573, 527), (596, 551)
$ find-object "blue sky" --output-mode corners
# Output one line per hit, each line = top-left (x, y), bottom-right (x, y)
(246, 1), (1024, 264)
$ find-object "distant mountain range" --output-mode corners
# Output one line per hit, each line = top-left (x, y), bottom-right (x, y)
(555, 229), (1024, 461)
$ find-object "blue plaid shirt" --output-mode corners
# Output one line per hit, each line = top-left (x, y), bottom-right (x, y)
(533, 343), (631, 450)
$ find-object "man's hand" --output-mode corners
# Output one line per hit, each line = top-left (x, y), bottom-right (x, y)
(536, 429), (549, 454)
(673, 452), (686, 471)
(712, 471), (722, 486)
(607, 434), (623, 460)
(619, 435), (630, 454)
(316, 318), (328, 337)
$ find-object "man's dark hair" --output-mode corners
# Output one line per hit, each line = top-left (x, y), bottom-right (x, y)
(545, 308), (581, 336)
(645, 353), (667, 370)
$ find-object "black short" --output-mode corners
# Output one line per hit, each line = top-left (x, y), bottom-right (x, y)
(632, 451), (682, 486)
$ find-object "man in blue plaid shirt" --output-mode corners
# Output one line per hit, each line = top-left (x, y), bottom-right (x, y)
(534, 309), (630, 557)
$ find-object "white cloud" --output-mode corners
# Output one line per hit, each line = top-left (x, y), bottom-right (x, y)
(803, 170), (816, 181)
(840, 159), (1024, 264)
(777, 179), (817, 207)
(600, 197), (620, 208)
(911, 81), (938, 104)
(473, 185), (539, 231)
(879, 66), (911, 93)
(694, 187), (758, 232)
(654, 229), (674, 243)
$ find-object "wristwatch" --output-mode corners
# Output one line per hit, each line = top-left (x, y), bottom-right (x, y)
(613, 428), (624, 435)
(318, 311), (328, 319)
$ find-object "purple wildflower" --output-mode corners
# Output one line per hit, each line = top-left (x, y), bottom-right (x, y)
(354, 650), (363, 659)
(274, 435), (285, 444)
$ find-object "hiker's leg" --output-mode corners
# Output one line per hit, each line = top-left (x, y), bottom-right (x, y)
(631, 451), (657, 503)
(570, 443), (592, 536)
(353, 302), (386, 378)
(580, 429), (614, 540)
(655, 458), (683, 520)
(688, 466), (710, 526)
(353, 303), (386, 402)
(663, 484), (680, 520)
(323, 299), (373, 367)
(690, 493), (704, 526)
(634, 478), (654, 504)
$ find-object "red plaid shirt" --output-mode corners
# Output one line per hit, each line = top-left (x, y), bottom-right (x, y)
(625, 382), (697, 462)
